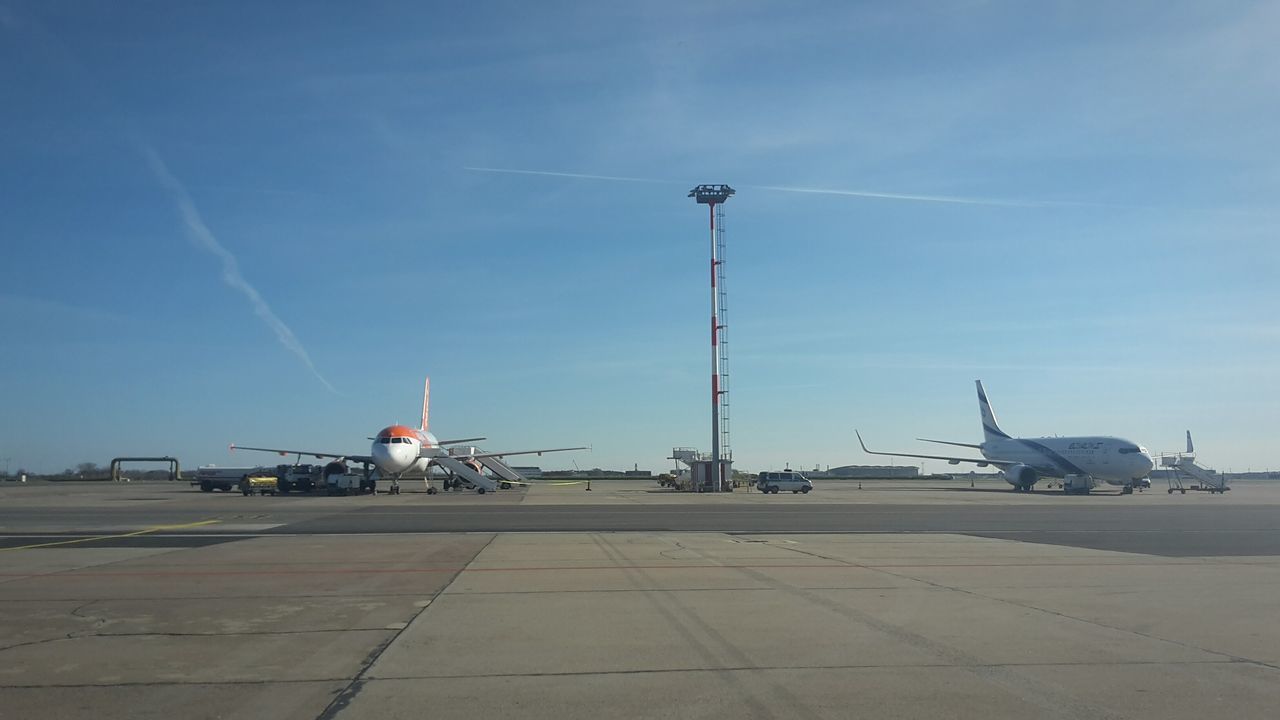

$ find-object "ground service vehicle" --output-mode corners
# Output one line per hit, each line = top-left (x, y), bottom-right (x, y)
(240, 474), (279, 496)
(757, 471), (813, 494)
(275, 464), (323, 493)
(195, 466), (270, 493)
(325, 472), (373, 495)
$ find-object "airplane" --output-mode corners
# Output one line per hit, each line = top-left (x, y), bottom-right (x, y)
(855, 380), (1155, 495)
(231, 377), (587, 494)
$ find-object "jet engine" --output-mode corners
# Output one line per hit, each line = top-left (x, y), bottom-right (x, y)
(1003, 464), (1038, 492)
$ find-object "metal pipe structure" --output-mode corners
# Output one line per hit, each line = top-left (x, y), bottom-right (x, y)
(110, 456), (182, 482)
(689, 184), (734, 492)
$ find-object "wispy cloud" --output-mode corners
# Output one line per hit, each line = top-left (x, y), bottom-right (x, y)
(462, 166), (1094, 208)
(140, 144), (340, 395)
(744, 183), (1094, 208)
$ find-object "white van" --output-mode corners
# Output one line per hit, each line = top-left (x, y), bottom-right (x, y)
(756, 471), (813, 494)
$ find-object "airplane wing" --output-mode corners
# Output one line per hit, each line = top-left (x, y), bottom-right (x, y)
(424, 446), (589, 461)
(229, 444), (374, 465)
(917, 437), (983, 449)
(855, 431), (1009, 469)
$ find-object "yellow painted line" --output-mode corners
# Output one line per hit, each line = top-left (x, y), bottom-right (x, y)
(0, 519), (221, 552)
(146, 520), (222, 531)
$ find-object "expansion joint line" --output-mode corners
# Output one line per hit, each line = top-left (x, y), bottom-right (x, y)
(764, 539), (1278, 672)
(315, 533), (498, 720)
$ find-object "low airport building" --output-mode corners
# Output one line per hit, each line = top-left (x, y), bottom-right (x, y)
(822, 465), (921, 479)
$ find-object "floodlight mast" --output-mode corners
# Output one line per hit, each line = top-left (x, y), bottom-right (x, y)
(688, 184), (734, 492)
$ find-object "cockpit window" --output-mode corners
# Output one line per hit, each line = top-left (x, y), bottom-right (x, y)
(379, 437), (392, 444)
(1118, 446), (1141, 454)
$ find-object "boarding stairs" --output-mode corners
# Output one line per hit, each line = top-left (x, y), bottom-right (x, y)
(475, 455), (528, 486)
(433, 447), (499, 492)
(1160, 432), (1227, 494)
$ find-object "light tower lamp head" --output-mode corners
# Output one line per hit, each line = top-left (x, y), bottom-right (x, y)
(689, 184), (735, 204)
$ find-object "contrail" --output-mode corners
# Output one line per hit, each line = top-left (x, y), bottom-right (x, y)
(1, 7), (339, 395)
(744, 184), (1080, 208)
(463, 166), (1096, 208)
(141, 144), (340, 395)
(463, 166), (673, 186)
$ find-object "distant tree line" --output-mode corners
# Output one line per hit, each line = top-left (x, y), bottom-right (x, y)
(0, 462), (168, 481)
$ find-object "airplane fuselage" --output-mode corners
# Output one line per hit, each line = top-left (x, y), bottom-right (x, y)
(981, 435), (1154, 487)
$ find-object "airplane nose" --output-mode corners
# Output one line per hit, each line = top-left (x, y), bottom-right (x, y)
(372, 442), (412, 473)
(393, 444), (415, 470)
(1138, 452), (1155, 476)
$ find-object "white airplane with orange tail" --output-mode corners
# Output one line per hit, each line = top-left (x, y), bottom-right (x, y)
(231, 378), (587, 494)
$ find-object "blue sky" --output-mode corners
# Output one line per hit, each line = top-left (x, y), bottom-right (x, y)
(2, 1), (1277, 474)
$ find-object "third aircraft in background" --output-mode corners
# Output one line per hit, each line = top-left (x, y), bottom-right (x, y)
(857, 380), (1155, 494)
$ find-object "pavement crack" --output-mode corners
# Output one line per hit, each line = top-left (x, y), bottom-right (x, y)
(592, 534), (821, 720)
(0, 636), (76, 654)
(782, 540), (1280, 673)
(690, 539), (1126, 720)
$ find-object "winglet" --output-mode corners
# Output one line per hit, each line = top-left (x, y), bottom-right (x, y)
(855, 430), (871, 453)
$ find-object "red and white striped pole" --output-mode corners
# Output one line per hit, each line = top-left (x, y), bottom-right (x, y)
(689, 185), (734, 493)
(709, 201), (721, 492)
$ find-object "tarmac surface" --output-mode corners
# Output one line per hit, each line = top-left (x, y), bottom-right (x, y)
(2, 478), (1278, 719)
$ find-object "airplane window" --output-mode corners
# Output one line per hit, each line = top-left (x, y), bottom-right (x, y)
(1118, 446), (1140, 454)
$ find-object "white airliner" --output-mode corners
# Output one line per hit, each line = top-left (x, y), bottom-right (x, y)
(856, 380), (1155, 494)
(232, 378), (586, 494)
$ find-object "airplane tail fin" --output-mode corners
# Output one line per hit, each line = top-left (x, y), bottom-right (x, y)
(420, 377), (430, 432)
(976, 380), (1010, 442)
(1186, 430), (1194, 455)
